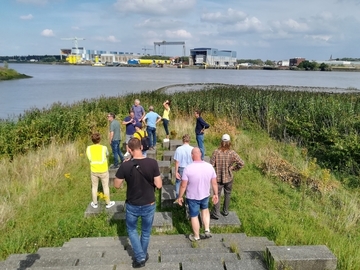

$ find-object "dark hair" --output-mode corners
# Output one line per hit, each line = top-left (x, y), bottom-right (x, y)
(166, 100), (172, 106)
(128, 138), (141, 151)
(129, 110), (134, 114)
(91, 132), (101, 144)
(195, 109), (201, 116)
(108, 112), (115, 118)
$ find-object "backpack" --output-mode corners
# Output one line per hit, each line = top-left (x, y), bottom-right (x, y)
(136, 131), (151, 151)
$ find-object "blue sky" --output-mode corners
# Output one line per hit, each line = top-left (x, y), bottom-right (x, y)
(1, 0), (360, 60)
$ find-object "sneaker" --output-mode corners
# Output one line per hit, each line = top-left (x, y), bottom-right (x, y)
(210, 213), (219, 220)
(90, 202), (98, 209)
(106, 201), (115, 209)
(109, 164), (119, 169)
(163, 138), (169, 142)
(204, 230), (212, 238)
(188, 234), (200, 242)
(222, 210), (229, 216)
(132, 260), (145, 268)
(145, 253), (149, 263)
(124, 152), (130, 158)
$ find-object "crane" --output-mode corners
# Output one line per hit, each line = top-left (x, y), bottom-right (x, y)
(61, 37), (85, 54)
(142, 46), (153, 55)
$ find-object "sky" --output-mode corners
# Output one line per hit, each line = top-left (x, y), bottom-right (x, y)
(1, 0), (360, 61)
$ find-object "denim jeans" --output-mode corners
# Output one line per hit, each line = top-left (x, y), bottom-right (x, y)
(196, 134), (205, 160)
(126, 202), (156, 263)
(175, 167), (185, 198)
(111, 140), (124, 166)
(146, 126), (156, 148)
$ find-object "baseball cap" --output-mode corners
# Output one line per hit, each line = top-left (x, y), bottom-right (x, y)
(222, 134), (231, 142)
(135, 122), (142, 128)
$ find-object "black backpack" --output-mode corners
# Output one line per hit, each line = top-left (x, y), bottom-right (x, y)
(136, 131), (151, 151)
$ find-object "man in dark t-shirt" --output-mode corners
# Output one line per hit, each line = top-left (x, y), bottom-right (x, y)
(114, 138), (162, 268)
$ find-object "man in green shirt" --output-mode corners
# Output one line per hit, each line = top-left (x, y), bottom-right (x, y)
(108, 112), (124, 168)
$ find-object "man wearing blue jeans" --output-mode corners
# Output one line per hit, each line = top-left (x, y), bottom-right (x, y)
(194, 110), (210, 160)
(177, 147), (218, 242)
(144, 105), (162, 150)
(108, 112), (124, 168)
(173, 134), (193, 203)
(114, 138), (162, 268)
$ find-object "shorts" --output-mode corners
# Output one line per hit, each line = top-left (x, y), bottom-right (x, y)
(125, 134), (133, 144)
(186, 196), (209, 218)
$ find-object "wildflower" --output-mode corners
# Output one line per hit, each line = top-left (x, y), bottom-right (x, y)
(64, 173), (71, 179)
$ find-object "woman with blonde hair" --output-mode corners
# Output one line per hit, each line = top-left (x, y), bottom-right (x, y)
(162, 99), (171, 142)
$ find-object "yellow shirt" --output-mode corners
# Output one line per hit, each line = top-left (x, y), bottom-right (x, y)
(134, 130), (147, 140)
(162, 107), (170, 120)
(86, 144), (109, 173)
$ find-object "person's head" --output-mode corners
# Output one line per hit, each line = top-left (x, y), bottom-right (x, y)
(166, 100), (172, 106)
(220, 134), (231, 151)
(128, 138), (142, 152)
(149, 105), (154, 111)
(182, 134), (190, 143)
(91, 132), (101, 144)
(134, 99), (140, 106)
(194, 110), (201, 118)
(129, 110), (134, 117)
(191, 147), (202, 161)
(135, 122), (142, 130)
(107, 112), (115, 121)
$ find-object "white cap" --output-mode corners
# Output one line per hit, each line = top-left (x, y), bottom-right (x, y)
(222, 134), (230, 141)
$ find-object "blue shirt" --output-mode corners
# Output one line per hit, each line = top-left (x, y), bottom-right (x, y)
(174, 144), (194, 168)
(123, 116), (137, 135)
(195, 117), (210, 135)
(132, 105), (145, 121)
(144, 111), (161, 128)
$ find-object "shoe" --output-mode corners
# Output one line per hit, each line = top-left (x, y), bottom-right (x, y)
(222, 210), (229, 216)
(110, 164), (119, 169)
(188, 234), (200, 242)
(173, 199), (179, 204)
(163, 138), (169, 142)
(210, 213), (219, 220)
(204, 230), (212, 238)
(106, 201), (115, 209)
(132, 260), (145, 268)
(145, 253), (149, 263)
(124, 152), (130, 158)
(90, 202), (98, 209)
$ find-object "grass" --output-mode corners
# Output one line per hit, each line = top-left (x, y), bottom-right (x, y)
(0, 112), (360, 269)
(0, 67), (31, 80)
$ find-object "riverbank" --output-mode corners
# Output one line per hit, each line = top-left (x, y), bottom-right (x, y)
(0, 67), (31, 81)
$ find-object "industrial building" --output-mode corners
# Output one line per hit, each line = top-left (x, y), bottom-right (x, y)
(189, 48), (237, 67)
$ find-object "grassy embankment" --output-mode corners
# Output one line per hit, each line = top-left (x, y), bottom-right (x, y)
(0, 66), (31, 80)
(0, 85), (360, 269)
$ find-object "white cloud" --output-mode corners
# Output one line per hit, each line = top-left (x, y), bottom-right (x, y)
(94, 36), (120, 43)
(17, 0), (48, 5)
(201, 8), (247, 24)
(304, 34), (332, 42)
(165, 29), (192, 39)
(135, 18), (182, 29)
(41, 29), (55, 37)
(114, 0), (196, 15)
(71, 26), (81, 30)
(20, 14), (33, 20)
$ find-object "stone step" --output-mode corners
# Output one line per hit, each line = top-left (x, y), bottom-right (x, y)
(169, 140), (183, 151)
(208, 211), (242, 228)
(157, 160), (171, 175)
(225, 260), (268, 270)
(266, 245), (337, 270)
(84, 201), (125, 218)
(27, 266), (115, 270)
(181, 261), (224, 270)
(161, 184), (177, 208)
(160, 252), (239, 263)
(161, 172), (172, 185)
(162, 150), (175, 162)
(146, 149), (157, 160)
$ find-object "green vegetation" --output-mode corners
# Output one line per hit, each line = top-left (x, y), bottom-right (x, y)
(0, 64), (32, 81)
(1, 85), (360, 269)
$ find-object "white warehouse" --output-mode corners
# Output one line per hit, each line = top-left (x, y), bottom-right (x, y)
(190, 48), (237, 67)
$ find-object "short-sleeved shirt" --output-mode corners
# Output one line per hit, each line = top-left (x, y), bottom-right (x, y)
(174, 144), (194, 168)
(123, 116), (137, 135)
(162, 107), (170, 120)
(110, 119), (121, 141)
(115, 158), (160, 206)
(182, 161), (217, 200)
(132, 105), (145, 121)
(144, 111), (161, 128)
(133, 130), (147, 141)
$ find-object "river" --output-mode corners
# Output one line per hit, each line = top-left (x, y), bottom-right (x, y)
(1, 63), (360, 119)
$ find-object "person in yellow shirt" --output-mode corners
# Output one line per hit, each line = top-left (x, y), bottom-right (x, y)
(162, 100), (171, 142)
(86, 132), (115, 209)
(133, 122), (148, 157)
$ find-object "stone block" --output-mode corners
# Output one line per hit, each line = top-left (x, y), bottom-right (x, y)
(84, 201), (125, 218)
(152, 212), (173, 232)
(162, 140), (170, 149)
(161, 185), (177, 208)
(157, 160), (171, 174)
(161, 173), (172, 185)
(207, 211), (241, 228)
(169, 140), (183, 151)
(162, 150), (175, 162)
(266, 245), (337, 270)
(146, 149), (157, 160)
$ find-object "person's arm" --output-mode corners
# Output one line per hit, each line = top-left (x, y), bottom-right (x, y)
(109, 131), (114, 142)
(200, 117), (210, 129)
(122, 117), (131, 125)
(177, 180), (188, 206)
(114, 177), (124, 189)
(156, 114), (162, 124)
(175, 160), (181, 179)
(154, 175), (162, 189)
(163, 101), (169, 110)
(210, 151), (216, 167)
(140, 108), (146, 121)
(231, 151), (245, 171)
(211, 177), (219, 205)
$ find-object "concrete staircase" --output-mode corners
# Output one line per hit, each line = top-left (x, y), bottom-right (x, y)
(0, 140), (337, 270)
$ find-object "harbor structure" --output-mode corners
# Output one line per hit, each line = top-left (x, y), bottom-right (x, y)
(189, 48), (237, 67)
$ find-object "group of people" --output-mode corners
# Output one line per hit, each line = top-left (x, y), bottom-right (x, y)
(85, 102), (245, 268)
